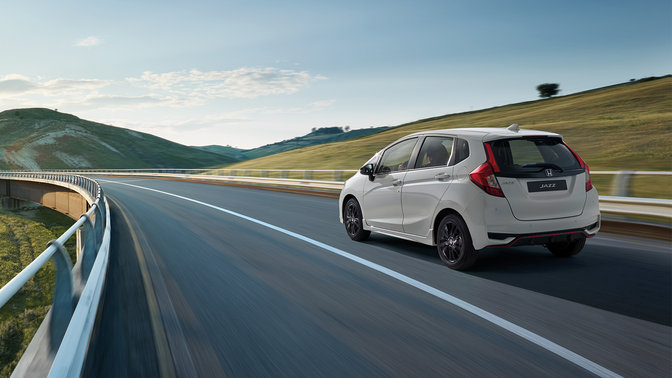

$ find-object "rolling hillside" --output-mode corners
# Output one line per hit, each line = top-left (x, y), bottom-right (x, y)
(0, 109), (237, 170)
(195, 126), (389, 161)
(224, 76), (672, 172)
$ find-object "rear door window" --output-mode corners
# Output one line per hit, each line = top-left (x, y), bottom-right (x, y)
(490, 137), (581, 176)
(414, 136), (453, 169)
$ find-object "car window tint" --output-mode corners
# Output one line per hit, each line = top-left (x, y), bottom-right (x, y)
(490, 137), (581, 172)
(378, 138), (417, 173)
(509, 139), (544, 164)
(414, 136), (453, 168)
(450, 138), (470, 165)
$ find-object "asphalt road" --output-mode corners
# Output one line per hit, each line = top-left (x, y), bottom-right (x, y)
(84, 177), (671, 377)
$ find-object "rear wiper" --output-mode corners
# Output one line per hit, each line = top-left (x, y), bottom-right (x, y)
(521, 163), (564, 172)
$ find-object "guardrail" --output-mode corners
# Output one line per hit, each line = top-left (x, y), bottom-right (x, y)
(0, 173), (111, 377)
(23, 169), (672, 220)
(591, 170), (672, 197)
(48, 168), (359, 181)
(45, 168), (672, 196)
(598, 196), (672, 219)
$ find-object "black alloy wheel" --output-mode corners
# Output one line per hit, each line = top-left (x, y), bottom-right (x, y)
(437, 214), (477, 270)
(344, 198), (370, 241)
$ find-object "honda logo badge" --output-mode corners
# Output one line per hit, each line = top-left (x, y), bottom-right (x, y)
(545, 169), (553, 177)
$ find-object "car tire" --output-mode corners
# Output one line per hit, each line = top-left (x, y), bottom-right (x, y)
(546, 238), (585, 257)
(344, 198), (370, 241)
(437, 214), (477, 270)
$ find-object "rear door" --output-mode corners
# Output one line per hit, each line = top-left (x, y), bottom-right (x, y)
(489, 137), (587, 221)
(402, 136), (454, 236)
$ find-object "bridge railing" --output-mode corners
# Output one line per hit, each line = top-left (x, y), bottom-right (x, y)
(0, 173), (111, 377)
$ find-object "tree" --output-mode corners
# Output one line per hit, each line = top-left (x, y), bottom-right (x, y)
(536, 83), (560, 98)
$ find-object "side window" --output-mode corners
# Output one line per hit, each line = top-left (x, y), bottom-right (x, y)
(449, 138), (470, 166)
(414, 136), (453, 169)
(377, 138), (418, 173)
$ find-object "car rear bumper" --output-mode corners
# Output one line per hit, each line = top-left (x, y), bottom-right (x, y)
(485, 218), (600, 248)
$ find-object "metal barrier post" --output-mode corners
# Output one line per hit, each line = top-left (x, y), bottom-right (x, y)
(80, 213), (97, 281)
(612, 170), (633, 196)
(46, 240), (74, 352)
(93, 205), (104, 251)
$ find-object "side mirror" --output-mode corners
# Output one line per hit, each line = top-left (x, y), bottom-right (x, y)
(360, 163), (375, 181)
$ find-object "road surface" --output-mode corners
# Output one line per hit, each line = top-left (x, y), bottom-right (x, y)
(84, 177), (671, 377)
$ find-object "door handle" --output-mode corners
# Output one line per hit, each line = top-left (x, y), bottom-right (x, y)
(434, 173), (451, 181)
(392, 179), (403, 186)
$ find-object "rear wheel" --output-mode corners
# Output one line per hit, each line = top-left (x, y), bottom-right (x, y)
(344, 198), (370, 241)
(437, 214), (477, 270)
(546, 238), (585, 257)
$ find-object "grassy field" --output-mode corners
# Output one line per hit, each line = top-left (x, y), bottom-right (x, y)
(0, 206), (75, 377)
(223, 77), (672, 198)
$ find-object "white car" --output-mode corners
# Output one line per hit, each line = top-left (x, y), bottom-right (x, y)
(339, 125), (600, 270)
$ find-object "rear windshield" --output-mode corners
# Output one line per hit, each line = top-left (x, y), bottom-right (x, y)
(489, 137), (581, 173)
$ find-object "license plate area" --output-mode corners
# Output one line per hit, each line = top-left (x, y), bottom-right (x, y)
(527, 179), (567, 192)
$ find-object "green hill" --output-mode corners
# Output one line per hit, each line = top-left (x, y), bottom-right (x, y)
(0, 108), (238, 170)
(195, 125), (389, 161)
(224, 76), (672, 172)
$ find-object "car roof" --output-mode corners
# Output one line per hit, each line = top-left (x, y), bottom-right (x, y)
(407, 127), (562, 141)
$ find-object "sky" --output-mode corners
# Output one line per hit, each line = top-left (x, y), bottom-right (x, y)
(1, 0), (670, 149)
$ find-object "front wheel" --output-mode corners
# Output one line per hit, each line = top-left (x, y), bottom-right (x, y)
(344, 198), (370, 241)
(437, 214), (477, 270)
(546, 238), (585, 257)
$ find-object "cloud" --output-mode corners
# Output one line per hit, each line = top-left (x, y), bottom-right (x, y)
(0, 75), (109, 97)
(0, 67), (327, 112)
(43, 79), (108, 91)
(75, 36), (101, 47)
(0, 78), (37, 94)
(127, 67), (327, 99)
(77, 95), (168, 109)
(262, 99), (335, 114)
(100, 112), (253, 135)
(310, 99), (335, 109)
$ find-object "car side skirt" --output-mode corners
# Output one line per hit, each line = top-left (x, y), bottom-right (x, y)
(365, 223), (436, 246)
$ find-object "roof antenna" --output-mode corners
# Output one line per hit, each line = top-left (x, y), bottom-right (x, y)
(507, 123), (520, 132)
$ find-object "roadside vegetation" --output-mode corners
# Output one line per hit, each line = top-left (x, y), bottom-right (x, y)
(223, 77), (672, 198)
(0, 206), (75, 377)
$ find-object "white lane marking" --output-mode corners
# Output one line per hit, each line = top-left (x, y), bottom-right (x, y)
(101, 179), (622, 378)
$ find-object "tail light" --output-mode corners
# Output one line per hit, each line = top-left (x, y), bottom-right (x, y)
(470, 143), (505, 197)
(564, 142), (592, 192)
